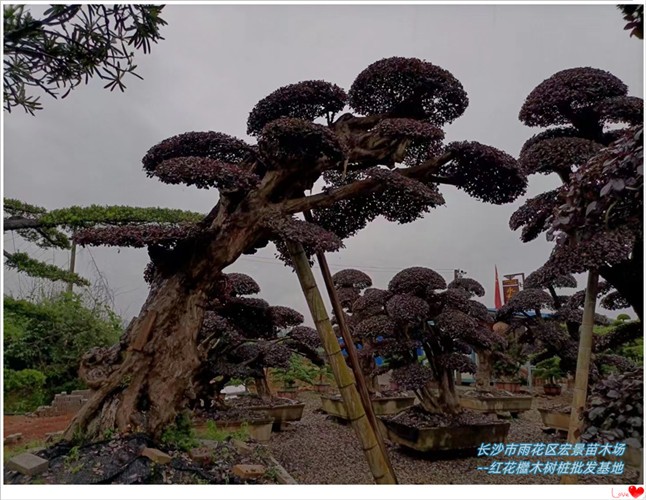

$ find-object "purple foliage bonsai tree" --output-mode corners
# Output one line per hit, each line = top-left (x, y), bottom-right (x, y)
(511, 67), (643, 319)
(495, 269), (639, 382)
(64, 56), (527, 440)
(349, 267), (502, 415)
(330, 268), (383, 393)
(190, 272), (321, 407)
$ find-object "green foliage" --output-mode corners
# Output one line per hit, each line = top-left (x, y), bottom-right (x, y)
(3, 4), (167, 114)
(4, 251), (90, 286)
(533, 356), (564, 385)
(39, 205), (205, 228)
(3, 368), (46, 413)
(160, 412), (198, 451)
(272, 354), (318, 388)
(3, 292), (122, 403)
(620, 337), (643, 365)
(615, 313), (632, 324)
(201, 420), (250, 442)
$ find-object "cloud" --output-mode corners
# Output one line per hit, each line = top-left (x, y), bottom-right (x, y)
(4, 4), (642, 322)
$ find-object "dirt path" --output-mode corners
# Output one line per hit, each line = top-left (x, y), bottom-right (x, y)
(4, 414), (74, 444)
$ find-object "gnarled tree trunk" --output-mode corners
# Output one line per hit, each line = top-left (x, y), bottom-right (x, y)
(64, 275), (208, 440)
(65, 209), (264, 441)
(254, 374), (273, 401)
(475, 350), (493, 390)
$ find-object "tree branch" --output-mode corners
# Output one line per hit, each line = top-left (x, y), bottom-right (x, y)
(3, 216), (42, 230)
(277, 152), (453, 214)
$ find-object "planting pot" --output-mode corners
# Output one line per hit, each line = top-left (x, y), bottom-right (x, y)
(313, 383), (332, 394)
(250, 399), (305, 430)
(377, 417), (510, 452)
(494, 382), (521, 393)
(459, 395), (533, 416)
(276, 388), (298, 399)
(538, 408), (570, 432)
(199, 418), (275, 442)
(320, 395), (416, 419)
(543, 384), (562, 396)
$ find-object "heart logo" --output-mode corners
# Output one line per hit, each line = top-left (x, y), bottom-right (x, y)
(629, 485), (644, 498)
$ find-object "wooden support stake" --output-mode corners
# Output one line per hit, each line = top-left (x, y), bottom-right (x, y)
(561, 271), (598, 485)
(286, 239), (397, 484)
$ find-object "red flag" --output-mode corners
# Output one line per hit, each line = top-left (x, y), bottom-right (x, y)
(494, 266), (503, 310)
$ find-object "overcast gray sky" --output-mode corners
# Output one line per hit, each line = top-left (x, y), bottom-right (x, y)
(3, 4), (643, 323)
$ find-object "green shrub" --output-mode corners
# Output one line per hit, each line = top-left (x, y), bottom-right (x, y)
(161, 412), (198, 451)
(3, 292), (122, 403)
(4, 368), (46, 413)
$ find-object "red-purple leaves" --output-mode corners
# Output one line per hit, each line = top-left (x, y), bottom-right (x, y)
(519, 67), (628, 127)
(442, 141), (526, 204)
(247, 80), (347, 136)
(349, 57), (468, 125)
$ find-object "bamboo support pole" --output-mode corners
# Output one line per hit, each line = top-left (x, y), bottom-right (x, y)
(302, 211), (396, 482)
(286, 240), (397, 484)
(561, 271), (598, 485)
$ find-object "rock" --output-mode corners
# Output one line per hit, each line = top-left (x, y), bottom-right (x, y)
(231, 464), (266, 480)
(4, 433), (23, 445)
(141, 447), (172, 465)
(45, 431), (64, 443)
(231, 439), (254, 454)
(7, 453), (49, 476)
(189, 447), (213, 465)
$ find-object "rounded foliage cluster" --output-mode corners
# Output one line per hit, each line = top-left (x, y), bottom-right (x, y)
(269, 306), (304, 327)
(348, 57), (468, 126)
(391, 364), (434, 390)
(225, 273), (261, 296)
(595, 96), (644, 126)
(143, 131), (253, 172)
(500, 288), (554, 315)
(509, 189), (561, 243)
(263, 215), (343, 254)
(524, 268), (577, 290)
(447, 277), (485, 297)
(151, 157), (259, 191)
(374, 118), (445, 166)
(365, 168), (445, 223)
(74, 223), (200, 249)
(354, 314), (396, 340)
(386, 294), (430, 324)
(442, 141), (526, 204)
(435, 309), (478, 338)
(546, 229), (635, 276)
(351, 288), (392, 317)
(288, 326), (320, 350)
(388, 266), (446, 296)
(332, 269), (373, 289)
(519, 137), (602, 177)
(519, 67), (628, 127)
(258, 118), (346, 167)
(247, 80), (347, 136)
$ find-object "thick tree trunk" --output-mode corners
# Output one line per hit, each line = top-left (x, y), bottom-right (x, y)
(64, 210), (264, 441)
(438, 369), (460, 414)
(416, 384), (443, 414)
(64, 275), (208, 441)
(475, 350), (493, 390)
(255, 375), (273, 401)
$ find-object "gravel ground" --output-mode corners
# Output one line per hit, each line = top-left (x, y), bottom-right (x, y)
(267, 391), (640, 485)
